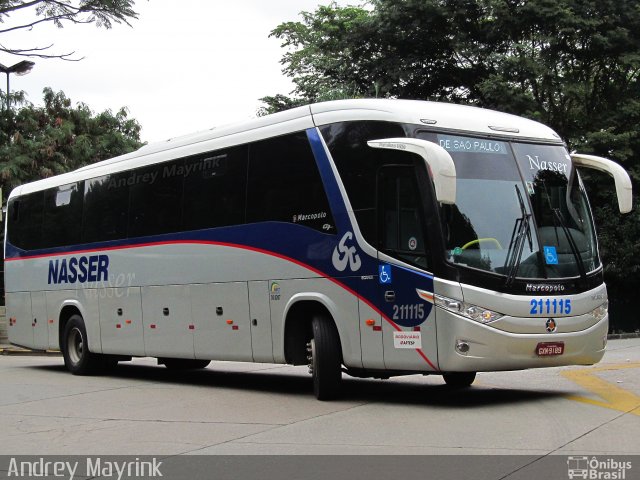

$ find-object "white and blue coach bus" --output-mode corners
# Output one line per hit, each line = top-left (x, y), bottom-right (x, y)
(4, 99), (633, 399)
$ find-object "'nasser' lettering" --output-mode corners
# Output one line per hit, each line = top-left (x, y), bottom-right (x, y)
(48, 255), (109, 284)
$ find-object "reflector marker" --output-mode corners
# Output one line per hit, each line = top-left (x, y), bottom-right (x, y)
(416, 289), (434, 304)
(125, 319), (132, 324)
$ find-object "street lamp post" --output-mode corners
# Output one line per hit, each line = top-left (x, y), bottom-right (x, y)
(0, 60), (35, 111)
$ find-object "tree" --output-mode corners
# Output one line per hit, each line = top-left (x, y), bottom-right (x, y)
(0, 87), (143, 197)
(0, 0), (139, 60)
(265, 0), (640, 331)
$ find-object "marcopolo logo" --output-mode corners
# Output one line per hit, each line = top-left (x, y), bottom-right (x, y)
(332, 231), (361, 272)
(567, 456), (632, 479)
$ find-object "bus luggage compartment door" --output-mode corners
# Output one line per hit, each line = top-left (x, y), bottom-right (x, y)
(142, 285), (194, 359)
(248, 281), (274, 363)
(192, 282), (253, 362)
(6, 292), (33, 348)
(99, 287), (145, 356)
(31, 291), (49, 350)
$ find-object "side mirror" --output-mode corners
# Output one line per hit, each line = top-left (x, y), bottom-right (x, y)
(367, 138), (457, 204)
(571, 153), (633, 214)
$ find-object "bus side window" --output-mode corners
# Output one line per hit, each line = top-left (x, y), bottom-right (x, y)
(7, 192), (44, 251)
(83, 173), (130, 243)
(128, 160), (184, 238)
(182, 146), (248, 231)
(378, 166), (430, 269)
(319, 120), (408, 246)
(43, 182), (84, 248)
(246, 131), (335, 232)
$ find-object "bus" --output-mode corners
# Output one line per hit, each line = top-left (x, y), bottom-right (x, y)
(4, 99), (633, 400)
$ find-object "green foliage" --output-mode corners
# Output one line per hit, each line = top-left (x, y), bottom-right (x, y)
(266, 0), (640, 331)
(0, 0), (139, 59)
(0, 87), (143, 202)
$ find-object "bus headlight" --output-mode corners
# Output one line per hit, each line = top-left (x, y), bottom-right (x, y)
(591, 301), (608, 322)
(435, 294), (504, 324)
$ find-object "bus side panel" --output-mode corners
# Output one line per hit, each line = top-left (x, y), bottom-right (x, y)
(358, 299), (385, 369)
(31, 291), (49, 350)
(248, 281), (274, 363)
(192, 282), (253, 362)
(141, 285), (194, 359)
(99, 287), (145, 356)
(45, 289), (102, 353)
(381, 307), (438, 372)
(6, 291), (33, 348)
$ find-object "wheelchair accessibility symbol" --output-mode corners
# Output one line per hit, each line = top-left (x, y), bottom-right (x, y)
(379, 264), (392, 284)
(544, 246), (558, 265)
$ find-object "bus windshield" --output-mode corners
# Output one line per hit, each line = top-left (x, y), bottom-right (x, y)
(416, 132), (600, 280)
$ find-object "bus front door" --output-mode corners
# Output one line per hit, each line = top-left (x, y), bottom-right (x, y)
(377, 165), (438, 371)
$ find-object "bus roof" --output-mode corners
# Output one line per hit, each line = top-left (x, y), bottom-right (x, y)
(9, 99), (562, 198)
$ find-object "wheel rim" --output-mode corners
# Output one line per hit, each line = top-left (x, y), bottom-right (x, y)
(307, 338), (317, 376)
(67, 327), (84, 365)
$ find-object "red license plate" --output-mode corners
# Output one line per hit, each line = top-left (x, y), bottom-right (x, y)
(536, 342), (564, 356)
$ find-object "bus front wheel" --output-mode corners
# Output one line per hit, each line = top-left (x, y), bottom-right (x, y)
(62, 314), (103, 375)
(307, 315), (342, 400)
(443, 372), (476, 388)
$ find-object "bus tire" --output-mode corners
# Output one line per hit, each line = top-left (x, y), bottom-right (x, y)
(160, 358), (211, 370)
(62, 314), (103, 375)
(443, 372), (476, 388)
(308, 314), (342, 400)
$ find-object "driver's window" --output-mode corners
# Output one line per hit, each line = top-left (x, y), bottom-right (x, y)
(378, 166), (430, 269)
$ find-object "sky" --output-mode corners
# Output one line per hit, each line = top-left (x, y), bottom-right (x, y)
(1, 1), (352, 143)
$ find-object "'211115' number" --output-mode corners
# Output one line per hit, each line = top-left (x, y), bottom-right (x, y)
(530, 298), (571, 315)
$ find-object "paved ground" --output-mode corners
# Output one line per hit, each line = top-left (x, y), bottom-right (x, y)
(0, 339), (638, 456)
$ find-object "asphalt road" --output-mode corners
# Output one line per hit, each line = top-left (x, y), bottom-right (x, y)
(0, 339), (638, 457)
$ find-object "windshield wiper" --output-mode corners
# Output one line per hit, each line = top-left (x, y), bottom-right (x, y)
(551, 208), (587, 285)
(504, 185), (533, 287)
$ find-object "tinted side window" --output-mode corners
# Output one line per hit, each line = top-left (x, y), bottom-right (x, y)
(379, 166), (430, 269)
(7, 192), (43, 250)
(42, 182), (84, 248)
(319, 121), (408, 244)
(128, 160), (184, 237)
(83, 173), (130, 243)
(247, 132), (334, 232)
(182, 146), (248, 231)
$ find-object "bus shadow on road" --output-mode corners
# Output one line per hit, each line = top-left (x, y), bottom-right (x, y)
(31, 361), (567, 407)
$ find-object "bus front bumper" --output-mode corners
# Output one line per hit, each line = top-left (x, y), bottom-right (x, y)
(436, 311), (608, 372)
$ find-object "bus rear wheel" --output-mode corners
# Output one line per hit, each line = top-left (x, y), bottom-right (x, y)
(307, 314), (342, 400)
(443, 372), (476, 388)
(62, 314), (103, 375)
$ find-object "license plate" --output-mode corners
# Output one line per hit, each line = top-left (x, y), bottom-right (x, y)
(536, 342), (564, 356)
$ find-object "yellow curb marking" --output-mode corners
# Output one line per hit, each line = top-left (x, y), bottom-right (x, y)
(561, 363), (640, 416)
